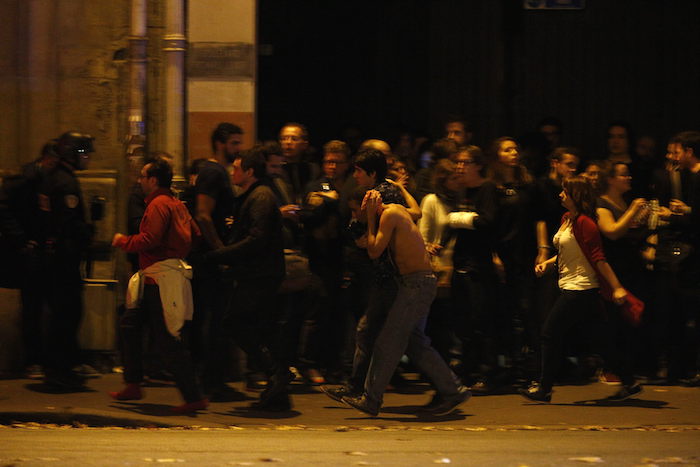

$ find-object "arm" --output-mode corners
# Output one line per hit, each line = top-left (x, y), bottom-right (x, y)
(596, 198), (646, 240)
(195, 193), (224, 250)
(595, 259), (627, 303)
(535, 220), (553, 264)
(385, 178), (421, 220)
(418, 195), (442, 255)
(113, 200), (169, 253)
(365, 191), (397, 259)
(534, 254), (557, 277)
(205, 191), (277, 265)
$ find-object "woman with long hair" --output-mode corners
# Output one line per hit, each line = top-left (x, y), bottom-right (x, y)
(596, 161), (649, 383)
(485, 137), (535, 393)
(418, 158), (462, 364)
(520, 176), (643, 402)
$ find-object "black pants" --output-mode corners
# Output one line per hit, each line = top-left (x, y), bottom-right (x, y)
(220, 277), (284, 379)
(120, 284), (202, 403)
(450, 268), (499, 380)
(191, 269), (230, 392)
(43, 253), (83, 376)
(540, 288), (633, 392)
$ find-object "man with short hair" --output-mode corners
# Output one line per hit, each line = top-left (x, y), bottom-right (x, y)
(296, 140), (353, 383)
(191, 122), (241, 400)
(445, 117), (473, 146)
(339, 189), (470, 416)
(279, 122), (319, 204)
(202, 148), (289, 410)
(111, 159), (208, 414)
(322, 148), (421, 400)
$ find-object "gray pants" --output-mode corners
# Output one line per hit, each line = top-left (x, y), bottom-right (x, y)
(364, 271), (460, 405)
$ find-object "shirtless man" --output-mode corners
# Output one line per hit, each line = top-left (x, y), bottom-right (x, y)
(339, 189), (471, 416)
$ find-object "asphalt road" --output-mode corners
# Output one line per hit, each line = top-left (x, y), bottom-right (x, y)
(1, 373), (700, 465)
(1, 428), (699, 466)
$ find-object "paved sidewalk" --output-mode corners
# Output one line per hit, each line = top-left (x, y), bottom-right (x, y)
(1, 373), (699, 430)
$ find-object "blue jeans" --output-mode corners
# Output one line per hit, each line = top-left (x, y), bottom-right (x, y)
(364, 271), (459, 405)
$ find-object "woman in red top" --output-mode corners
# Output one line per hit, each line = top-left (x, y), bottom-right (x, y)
(519, 176), (643, 403)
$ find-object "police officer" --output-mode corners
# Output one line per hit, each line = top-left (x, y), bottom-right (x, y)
(41, 131), (95, 389)
(12, 141), (60, 380)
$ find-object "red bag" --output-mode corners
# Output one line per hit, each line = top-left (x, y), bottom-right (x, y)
(621, 293), (644, 327)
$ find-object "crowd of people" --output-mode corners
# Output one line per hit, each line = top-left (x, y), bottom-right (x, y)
(2, 118), (699, 416)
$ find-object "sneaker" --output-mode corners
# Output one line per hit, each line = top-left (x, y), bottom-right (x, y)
(419, 393), (444, 412)
(597, 369), (621, 385)
(251, 392), (292, 412)
(45, 371), (86, 390)
(73, 364), (100, 379)
(320, 385), (358, 404)
(607, 383), (643, 401)
(681, 373), (700, 387)
(245, 379), (268, 392)
(206, 384), (247, 402)
(470, 380), (491, 396)
(109, 383), (144, 401)
(429, 386), (472, 416)
(170, 398), (209, 414)
(25, 364), (45, 380)
(341, 394), (380, 417)
(518, 383), (552, 403)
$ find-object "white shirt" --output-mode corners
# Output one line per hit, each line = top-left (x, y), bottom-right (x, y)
(418, 194), (455, 270)
(554, 221), (599, 291)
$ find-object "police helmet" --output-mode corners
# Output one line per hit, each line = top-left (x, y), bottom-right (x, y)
(56, 131), (95, 169)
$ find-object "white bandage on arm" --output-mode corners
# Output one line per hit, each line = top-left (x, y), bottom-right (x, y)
(448, 211), (479, 229)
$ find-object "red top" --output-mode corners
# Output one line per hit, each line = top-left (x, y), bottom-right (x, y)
(114, 188), (200, 270)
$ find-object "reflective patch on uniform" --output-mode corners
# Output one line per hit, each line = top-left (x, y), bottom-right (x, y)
(65, 194), (79, 209)
(39, 193), (51, 211)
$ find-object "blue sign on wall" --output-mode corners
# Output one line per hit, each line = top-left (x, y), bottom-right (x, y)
(524, 0), (585, 9)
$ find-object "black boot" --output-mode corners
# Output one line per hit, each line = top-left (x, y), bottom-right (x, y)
(251, 390), (292, 411)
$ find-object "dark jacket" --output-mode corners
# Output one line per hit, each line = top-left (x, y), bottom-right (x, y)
(204, 181), (285, 281)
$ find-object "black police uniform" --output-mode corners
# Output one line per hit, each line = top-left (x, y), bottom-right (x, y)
(42, 162), (93, 385)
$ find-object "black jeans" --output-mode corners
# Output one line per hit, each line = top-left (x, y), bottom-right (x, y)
(540, 288), (633, 392)
(120, 284), (202, 403)
(221, 277), (284, 379)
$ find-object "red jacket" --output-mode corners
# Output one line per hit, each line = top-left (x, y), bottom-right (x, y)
(114, 188), (201, 270)
(563, 212), (613, 301)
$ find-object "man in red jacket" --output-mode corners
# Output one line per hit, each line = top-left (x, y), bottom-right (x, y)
(110, 158), (208, 414)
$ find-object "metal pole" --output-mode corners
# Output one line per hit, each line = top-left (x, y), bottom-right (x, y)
(163, 0), (187, 184)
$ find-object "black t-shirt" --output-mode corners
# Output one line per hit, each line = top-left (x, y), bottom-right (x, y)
(450, 181), (499, 272)
(534, 176), (565, 243)
(194, 160), (234, 240)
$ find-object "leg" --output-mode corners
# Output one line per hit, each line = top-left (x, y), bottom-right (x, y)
(143, 285), (202, 403)
(540, 289), (600, 392)
(364, 273), (437, 406)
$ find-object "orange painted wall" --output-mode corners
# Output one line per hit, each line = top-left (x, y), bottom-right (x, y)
(188, 111), (255, 162)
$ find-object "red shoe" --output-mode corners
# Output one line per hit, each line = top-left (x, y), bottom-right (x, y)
(170, 398), (209, 414)
(109, 383), (143, 401)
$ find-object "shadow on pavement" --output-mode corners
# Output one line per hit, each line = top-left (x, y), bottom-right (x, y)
(109, 401), (206, 418)
(572, 398), (674, 409)
(24, 383), (97, 395)
(343, 405), (469, 422)
(222, 406), (302, 419)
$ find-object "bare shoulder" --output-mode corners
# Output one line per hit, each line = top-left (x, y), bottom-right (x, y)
(383, 203), (409, 219)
